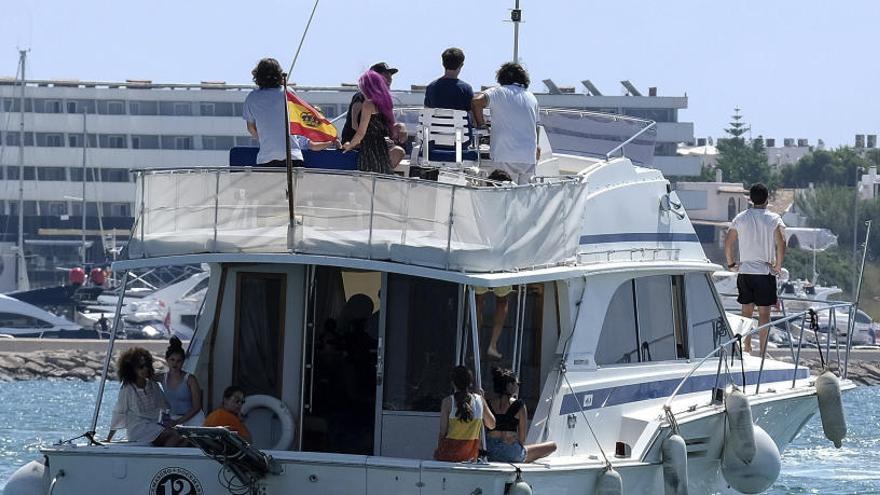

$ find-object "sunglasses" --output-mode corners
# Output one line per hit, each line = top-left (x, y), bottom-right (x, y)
(137, 362), (151, 369)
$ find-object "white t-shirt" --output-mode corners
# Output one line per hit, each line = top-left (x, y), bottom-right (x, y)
(484, 84), (539, 165)
(730, 207), (785, 275)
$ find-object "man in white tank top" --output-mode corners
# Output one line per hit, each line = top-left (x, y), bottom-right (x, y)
(724, 183), (786, 354)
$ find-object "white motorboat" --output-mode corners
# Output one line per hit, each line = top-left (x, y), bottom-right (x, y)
(81, 271), (210, 340)
(0, 294), (85, 338)
(8, 109), (856, 495)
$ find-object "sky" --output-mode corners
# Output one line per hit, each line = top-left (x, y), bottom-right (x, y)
(0, 0), (877, 147)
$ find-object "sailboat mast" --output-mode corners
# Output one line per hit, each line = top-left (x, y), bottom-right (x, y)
(16, 49), (28, 291)
(81, 111), (87, 266)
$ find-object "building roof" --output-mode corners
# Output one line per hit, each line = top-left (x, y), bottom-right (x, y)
(768, 189), (796, 216)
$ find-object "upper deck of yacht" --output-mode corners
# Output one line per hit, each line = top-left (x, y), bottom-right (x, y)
(121, 108), (710, 276)
(126, 166), (589, 273)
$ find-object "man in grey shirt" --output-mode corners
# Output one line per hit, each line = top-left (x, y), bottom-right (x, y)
(724, 183), (786, 354)
(243, 58), (335, 166)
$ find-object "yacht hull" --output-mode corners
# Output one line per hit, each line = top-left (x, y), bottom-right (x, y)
(40, 389), (820, 495)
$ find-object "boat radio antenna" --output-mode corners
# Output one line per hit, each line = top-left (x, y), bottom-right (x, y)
(511, 0), (522, 63)
(287, 0), (321, 80)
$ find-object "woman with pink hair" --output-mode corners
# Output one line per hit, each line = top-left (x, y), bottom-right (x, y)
(341, 70), (396, 174)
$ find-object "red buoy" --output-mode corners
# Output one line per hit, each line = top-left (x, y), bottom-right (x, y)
(90, 267), (106, 286)
(69, 267), (86, 285)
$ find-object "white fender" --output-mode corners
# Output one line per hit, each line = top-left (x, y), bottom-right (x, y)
(241, 394), (295, 451)
(724, 390), (756, 464)
(721, 425), (781, 494)
(662, 434), (689, 495)
(3, 460), (44, 495)
(596, 467), (623, 495)
(815, 370), (846, 448)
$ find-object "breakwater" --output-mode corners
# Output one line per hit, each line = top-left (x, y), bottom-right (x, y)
(0, 340), (168, 381)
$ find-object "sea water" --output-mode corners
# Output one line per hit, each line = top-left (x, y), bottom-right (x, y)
(1, 380), (878, 493)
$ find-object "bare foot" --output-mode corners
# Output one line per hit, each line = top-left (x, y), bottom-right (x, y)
(486, 347), (502, 360)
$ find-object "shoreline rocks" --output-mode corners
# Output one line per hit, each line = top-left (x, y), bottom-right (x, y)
(0, 350), (166, 382)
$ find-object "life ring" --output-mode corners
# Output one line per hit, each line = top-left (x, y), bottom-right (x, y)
(240, 394), (294, 450)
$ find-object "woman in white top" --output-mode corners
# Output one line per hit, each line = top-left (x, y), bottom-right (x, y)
(157, 337), (205, 427)
(106, 347), (188, 446)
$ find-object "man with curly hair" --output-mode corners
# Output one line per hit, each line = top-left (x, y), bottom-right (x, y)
(244, 58), (336, 167)
(471, 62), (540, 184)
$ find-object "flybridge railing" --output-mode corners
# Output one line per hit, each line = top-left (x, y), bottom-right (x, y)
(390, 106), (657, 166)
(662, 301), (856, 418)
(127, 167), (588, 273)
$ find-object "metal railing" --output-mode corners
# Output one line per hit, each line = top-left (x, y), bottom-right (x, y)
(662, 301), (857, 416)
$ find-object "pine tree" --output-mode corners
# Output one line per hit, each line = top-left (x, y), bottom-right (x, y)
(713, 108), (773, 186)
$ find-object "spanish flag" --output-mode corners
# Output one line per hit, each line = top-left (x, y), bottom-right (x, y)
(286, 89), (337, 142)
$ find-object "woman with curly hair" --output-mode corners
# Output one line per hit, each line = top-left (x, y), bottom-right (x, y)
(106, 347), (188, 446)
(485, 367), (556, 463)
(156, 336), (204, 427)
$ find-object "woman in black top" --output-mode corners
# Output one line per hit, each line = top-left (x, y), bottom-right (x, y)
(341, 70), (395, 174)
(486, 367), (557, 463)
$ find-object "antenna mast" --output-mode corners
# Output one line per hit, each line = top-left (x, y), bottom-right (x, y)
(511, 0), (522, 63)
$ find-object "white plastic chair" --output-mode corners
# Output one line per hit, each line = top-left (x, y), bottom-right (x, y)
(414, 108), (479, 168)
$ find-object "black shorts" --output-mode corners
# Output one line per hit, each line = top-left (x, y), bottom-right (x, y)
(736, 274), (777, 307)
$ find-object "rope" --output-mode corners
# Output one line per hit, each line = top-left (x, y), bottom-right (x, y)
(560, 365), (612, 469)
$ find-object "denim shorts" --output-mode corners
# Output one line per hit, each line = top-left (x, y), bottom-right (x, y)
(486, 436), (526, 463)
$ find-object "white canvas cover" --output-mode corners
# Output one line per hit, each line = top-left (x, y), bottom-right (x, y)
(127, 168), (588, 273)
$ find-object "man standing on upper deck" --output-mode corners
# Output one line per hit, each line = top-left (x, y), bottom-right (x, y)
(724, 183), (786, 354)
(471, 62), (540, 185)
(424, 48), (474, 115)
(243, 58), (336, 167)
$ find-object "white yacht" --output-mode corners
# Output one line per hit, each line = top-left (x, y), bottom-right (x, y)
(0, 293), (84, 338)
(7, 108), (855, 495)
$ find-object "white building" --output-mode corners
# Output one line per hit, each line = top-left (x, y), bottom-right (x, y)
(0, 77), (697, 286)
(859, 166), (880, 200)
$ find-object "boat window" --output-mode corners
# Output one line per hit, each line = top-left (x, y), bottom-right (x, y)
(597, 276), (689, 365)
(0, 313), (54, 329)
(383, 274), (459, 412)
(596, 282), (639, 365)
(233, 272), (286, 397)
(635, 275), (682, 361)
(686, 272), (728, 359)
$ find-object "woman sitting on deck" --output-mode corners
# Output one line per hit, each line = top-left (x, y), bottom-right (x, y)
(434, 366), (495, 462)
(157, 336), (205, 427)
(106, 347), (189, 447)
(486, 367), (556, 463)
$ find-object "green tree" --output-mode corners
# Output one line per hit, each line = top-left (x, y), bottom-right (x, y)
(712, 109), (774, 187)
(781, 147), (870, 188)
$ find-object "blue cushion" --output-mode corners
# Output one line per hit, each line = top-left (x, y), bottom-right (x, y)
(427, 148), (479, 163)
(303, 149), (358, 170)
(229, 147), (358, 170)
